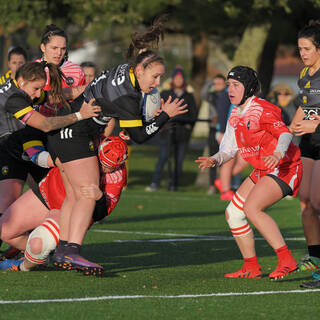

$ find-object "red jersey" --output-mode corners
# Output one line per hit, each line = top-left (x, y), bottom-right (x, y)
(34, 58), (86, 117)
(221, 96), (300, 170)
(38, 164), (127, 216)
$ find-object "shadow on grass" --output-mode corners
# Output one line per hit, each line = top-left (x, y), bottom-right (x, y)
(104, 210), (225, 225)
(81, 226), (307, 275)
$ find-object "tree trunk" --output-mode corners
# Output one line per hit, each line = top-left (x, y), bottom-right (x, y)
(257, 22), (280, 97)
(233, 23), (271, 70)
(191, 32), (209, 108)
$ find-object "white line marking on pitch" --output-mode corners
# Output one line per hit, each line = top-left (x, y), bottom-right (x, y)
(1, 289), (319, 304)
(91, 229), (305, 242)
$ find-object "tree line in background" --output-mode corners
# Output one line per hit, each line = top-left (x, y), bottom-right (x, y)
(0, 0), (320, 104)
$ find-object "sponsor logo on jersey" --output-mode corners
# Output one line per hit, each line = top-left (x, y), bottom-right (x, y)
(66, 77), (74, 86)
(303, 96), (308, 104)
(91, 72), (107, 87)
(304, 81), (311, 89)
(111, 64), (127, 87)
(239, 145), (260, 157)
(89, 141), (94, 151)
(310, 89), (320, 94)
(1, 165), (8, 175)
(247, 120), (250, 130)
(273, 121), (284, 128)
(146, 122), (159, 135)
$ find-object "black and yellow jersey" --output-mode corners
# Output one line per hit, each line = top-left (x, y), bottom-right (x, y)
(0, 70), (12, 85)
(298, 67), (320, 120)
(55, 64), (169, 143)
(1, 125), (47, 162)
(0, 78), (32, 138)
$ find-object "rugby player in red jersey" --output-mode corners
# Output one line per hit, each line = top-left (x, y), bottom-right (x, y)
(196, 66), (302, 280)
(0, 137), (127, 274)
(35, 24), (86, 117)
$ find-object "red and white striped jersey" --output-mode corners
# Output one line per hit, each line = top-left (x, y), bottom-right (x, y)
(220, 96), (301, 170)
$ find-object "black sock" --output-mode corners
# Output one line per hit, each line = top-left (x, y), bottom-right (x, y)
(58, 240), (68, 247)
(55, 240), (68, 254)
(65, 242), (81, 255)
(308, 245), (320, 259)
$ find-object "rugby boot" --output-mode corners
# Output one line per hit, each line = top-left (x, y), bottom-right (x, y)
(224, 264), (262, 279)
(214, 178), (223, 194)
(62, 254), (103, 276)
(220, 190), (234, 201)
(299, 255), (320, 272)
(0, 258), (23, 271)
(300, 279), (320, 289)
(269, 256), (299, 280)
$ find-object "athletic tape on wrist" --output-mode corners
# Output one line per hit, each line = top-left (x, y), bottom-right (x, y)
(75, 112), (82, 121)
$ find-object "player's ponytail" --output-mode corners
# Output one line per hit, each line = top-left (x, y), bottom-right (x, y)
(15, 62), (70, 112)
(298, 20), (320, 48)
(126, 16), (165, 69)
(44, 62), (70, 111)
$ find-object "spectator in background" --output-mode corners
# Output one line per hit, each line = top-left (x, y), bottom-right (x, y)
(268, 83), (299, 126)
(146, 65), (197, 192)
(0, 47), (27, 84)
(201, 74), (245, 200)
(80, 61), (97, 84)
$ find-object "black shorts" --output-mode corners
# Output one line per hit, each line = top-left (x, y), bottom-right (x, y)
(47, 133), (96, 163)
(299, 134), (320, 160)
(266, 174), (293, 197)
(31, 185), (49, 210)
(0, 145), (49, 183)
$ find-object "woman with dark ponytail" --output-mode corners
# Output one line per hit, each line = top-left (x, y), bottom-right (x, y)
(0, 61), (100, 215)
(289, 20), (320, 288)
(48, 17), (188, 275)
(35, 24), (86, 116)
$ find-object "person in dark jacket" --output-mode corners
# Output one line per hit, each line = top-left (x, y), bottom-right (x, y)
(146, 65), (197, 192)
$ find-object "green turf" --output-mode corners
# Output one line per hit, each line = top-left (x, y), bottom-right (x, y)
(1, 145), (319, 319)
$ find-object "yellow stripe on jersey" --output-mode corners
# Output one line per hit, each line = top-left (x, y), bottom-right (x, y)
(14, 106), (33, 119)
(5, 70), (11, 79)
(119, 119), (143, 127)
(22, 140), (44, 151)
(300, 67), (309, 79)
(129, 68), (136, 87)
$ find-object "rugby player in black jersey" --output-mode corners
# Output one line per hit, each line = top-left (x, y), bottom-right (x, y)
(48, 17), (188, 274)
(0, 61), (100, 217)
(289, 20), (320, 289)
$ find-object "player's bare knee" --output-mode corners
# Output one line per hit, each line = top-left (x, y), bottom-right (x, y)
(29, 237), (43, 255)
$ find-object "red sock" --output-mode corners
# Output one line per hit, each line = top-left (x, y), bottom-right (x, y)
(275, 245), (291, 261)
(244, 256), (259, 268)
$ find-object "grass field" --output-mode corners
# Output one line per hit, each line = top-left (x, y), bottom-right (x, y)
(1, 144), (319, 319)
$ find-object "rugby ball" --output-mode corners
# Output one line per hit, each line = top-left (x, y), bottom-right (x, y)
(143, 88), (161, 122)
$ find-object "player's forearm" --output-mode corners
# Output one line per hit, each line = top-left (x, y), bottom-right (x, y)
(210, 151), (233, 166)
(126, 112), (169, 143)
(37, 113), (79, 132)
(274, 132), (293, 158)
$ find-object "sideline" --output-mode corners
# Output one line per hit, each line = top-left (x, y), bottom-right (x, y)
(1, 289), (320, 304)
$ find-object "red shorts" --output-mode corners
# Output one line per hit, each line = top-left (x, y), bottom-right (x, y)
(249, 160), (303, 197)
